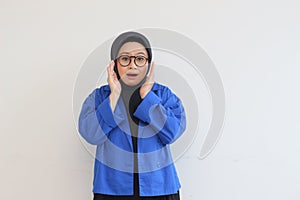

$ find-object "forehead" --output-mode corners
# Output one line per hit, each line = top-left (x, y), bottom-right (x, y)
(118, 42), (147, 55)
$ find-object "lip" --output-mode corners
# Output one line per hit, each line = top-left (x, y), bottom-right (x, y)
(126, 73), (138, 79)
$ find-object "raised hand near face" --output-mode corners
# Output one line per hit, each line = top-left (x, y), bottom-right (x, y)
(140, 61), (155, 99)
(107, 60), (121, 111)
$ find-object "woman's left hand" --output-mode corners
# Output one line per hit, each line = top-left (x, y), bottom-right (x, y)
(140, 61), (155, 99)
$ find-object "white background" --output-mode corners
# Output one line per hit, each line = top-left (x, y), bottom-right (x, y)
(1, 0), (299, 199)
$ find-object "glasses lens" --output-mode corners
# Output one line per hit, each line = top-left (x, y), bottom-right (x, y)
(135, 56), (147, 67)
(119, 56), (130, 66)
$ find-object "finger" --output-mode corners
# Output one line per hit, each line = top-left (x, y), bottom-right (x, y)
(107, 65), (111, 78)
(107, 60), (115, 77)
(112, 71), (118, 81)
(109, 60), (115, 73)
(148, 61), (155, 80)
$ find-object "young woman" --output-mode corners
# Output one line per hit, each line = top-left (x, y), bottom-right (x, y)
(78, 31), (186, 200)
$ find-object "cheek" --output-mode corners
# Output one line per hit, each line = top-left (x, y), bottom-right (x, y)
(117, 65), (126, 76)
(140, 66), (149, 76)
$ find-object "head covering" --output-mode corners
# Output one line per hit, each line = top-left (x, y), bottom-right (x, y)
(110, 31), (152, 81)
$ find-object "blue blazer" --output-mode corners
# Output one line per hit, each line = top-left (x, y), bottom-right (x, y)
(78, 82), (186, 196)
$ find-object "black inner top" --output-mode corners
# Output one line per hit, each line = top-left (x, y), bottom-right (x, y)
(120, 80), (144, 197)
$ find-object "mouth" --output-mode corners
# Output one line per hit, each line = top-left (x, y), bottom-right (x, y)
(126, 73), (138, 79)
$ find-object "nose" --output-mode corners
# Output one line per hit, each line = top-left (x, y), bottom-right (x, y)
(128, 57), (137, 69)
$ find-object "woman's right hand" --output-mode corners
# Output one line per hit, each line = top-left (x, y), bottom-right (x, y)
(107, 60), (121, 111)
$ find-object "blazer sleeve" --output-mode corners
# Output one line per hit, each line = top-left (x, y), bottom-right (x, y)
(78, 88), (121, 145)
(133, 86), (186, 145)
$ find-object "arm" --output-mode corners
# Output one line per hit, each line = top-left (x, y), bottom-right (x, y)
(134, 87), (186, 145)
(78, 88), (122, 145)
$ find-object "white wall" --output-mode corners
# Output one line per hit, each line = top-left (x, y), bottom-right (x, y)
(1, 0), (299, 199)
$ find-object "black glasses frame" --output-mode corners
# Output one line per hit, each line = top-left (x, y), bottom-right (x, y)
(117, 55), (149, 67)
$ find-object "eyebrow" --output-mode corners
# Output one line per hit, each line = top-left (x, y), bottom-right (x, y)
(119, 51), (146, 56)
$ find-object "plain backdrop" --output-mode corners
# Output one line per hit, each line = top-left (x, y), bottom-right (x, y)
(1, 0), (299, 200)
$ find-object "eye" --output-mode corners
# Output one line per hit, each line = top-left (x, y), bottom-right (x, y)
(136, 56), (145, 61)
(120, 56), (129, 61)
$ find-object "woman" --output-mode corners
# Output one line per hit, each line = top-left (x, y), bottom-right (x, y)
(78, 31), (186, 200)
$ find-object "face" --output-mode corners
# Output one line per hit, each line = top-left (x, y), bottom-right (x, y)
(116, 42), (149, 86)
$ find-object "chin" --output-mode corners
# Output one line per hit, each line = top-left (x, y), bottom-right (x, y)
(122, 79), (140, 86)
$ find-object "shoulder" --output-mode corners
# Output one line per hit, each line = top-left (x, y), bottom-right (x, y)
(152, 82), (170, 92)
(152, 82), (177, 99)
(86, 84), (110, 101)
(96, 84), (111, 93)
(92, 84), (110, 94)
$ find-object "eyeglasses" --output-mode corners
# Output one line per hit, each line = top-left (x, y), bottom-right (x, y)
(117, 55), (148, 67)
